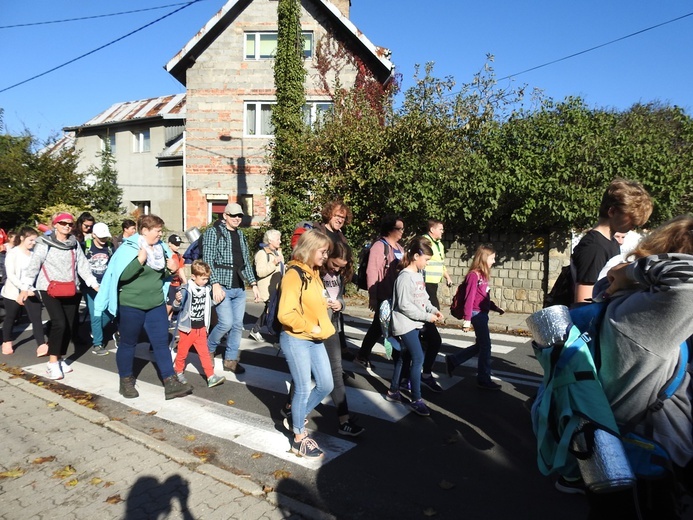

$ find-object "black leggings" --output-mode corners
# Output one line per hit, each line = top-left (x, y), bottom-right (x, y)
(40, 291), (81, 357)
(2, 296), (45, 345)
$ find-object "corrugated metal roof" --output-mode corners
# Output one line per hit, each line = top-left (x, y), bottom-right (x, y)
(72, 94), (186, 129)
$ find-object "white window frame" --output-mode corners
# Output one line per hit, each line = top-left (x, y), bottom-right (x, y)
(101, 134), (116, 155)
(244, 31), (314, 60)
(244, 102), (276, 137)
(303, 102), (333, 127)
(133, 129), (150, 153)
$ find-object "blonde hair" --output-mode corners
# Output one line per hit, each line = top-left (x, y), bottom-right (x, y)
(292, 229), (331, 265)
(468, 244), (495, 281)
(598, 178), (653, 228)
(631, 215), (693, 259)
(190, 259), (211, 277)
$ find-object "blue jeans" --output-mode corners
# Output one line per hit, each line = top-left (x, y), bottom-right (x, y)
(116, 304), (174, 380)
(448, 311), (493, 383)
(207, 287), (246, 361)
(280, 331), (333, 435)
(85, 287), (111, 347)
(391, 328), (424, 401)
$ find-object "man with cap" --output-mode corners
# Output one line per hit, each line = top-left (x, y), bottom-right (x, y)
(166, 234), (187, 321)
(85, 223), (115, 356)
(202, 203), (260, 373)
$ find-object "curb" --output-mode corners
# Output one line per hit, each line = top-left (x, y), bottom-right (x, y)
(0, 369), (332, 520)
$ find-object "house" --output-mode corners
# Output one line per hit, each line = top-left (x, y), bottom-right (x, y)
(63, 95), (186, 231)
(164, 0), (394, 229)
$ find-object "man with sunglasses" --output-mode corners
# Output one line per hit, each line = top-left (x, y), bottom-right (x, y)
(203, 203), (260, 374)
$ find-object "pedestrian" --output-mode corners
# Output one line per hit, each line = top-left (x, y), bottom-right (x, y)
(172, 260), (225, 388)
(94, 214), (192, 400)
(112, 219), (137, 250)
(165, 234), (187, 322)
(84, 222), (115, 356)
(19, 213), (100, 380)
(2, 227), (48, 356)
(445, 245), (505, 390)
(202, 202), (260, 374)
(422, 219), (453, 308)
(384, 236), (443, 416)
(249, 229), (284, 342)
(72, 212), (95, 245)
(572, 178), (652, 304)
(277, 229), (335, 458)
(355, 214), (404, 368)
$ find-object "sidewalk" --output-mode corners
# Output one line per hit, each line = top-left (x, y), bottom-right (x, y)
(0, 370), (333, 520)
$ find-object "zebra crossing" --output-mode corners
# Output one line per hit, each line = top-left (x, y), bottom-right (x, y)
(21, 318), (540, 469)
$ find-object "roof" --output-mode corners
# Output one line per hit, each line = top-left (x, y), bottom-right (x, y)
(165, 0), (394, 85)
(64, 94), (186, 131)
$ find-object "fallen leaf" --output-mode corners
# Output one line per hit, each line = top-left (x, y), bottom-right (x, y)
(103, 481), (115, 488)
(53, 465), (77, 479)
(65, 478), (79, 487)
(130, 410), (142, 416)
(149, 428), (163, 434)
(438, 480), (455, 490)
(273, 470), (291, 479)
(0, 468), (25, 479)
(263, 484), (274, 493)
(147, 411), (157, 416)
(47, 402), (58, 408)
(251, 452), (262, 459)
(191, 446), (212, 462)
(423, 507), (437, 517)
(105, 494), (123, 504)
(90, 477), (103, 486)
(32, 456), (56, 465)
(184, 434), (196, 441)
(227, 399), (235, 406)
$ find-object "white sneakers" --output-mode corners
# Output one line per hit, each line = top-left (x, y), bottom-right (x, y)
(45, 360), (73, 380)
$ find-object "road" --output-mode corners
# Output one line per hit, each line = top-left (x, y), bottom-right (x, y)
(1, 299), (589, 520)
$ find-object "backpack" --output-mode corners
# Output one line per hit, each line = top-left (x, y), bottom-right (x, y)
(356, 239), (390, 291)
(258, 265), (308, 341)
(450, 278), (469, 320)
(543, 264), (574, 308)
(188, 220), (223, 263)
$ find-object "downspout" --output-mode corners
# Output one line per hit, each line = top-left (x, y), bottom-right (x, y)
(182, 130), (187, 231)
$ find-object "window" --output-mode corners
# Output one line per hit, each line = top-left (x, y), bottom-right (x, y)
(245, 102), (275, 137)
(302, 102), (333, 126)
(101, 134), (116, 154)
(133, 129), (150, 153)
(132, 201), (150, 216)
(244, 31), (313, 60)
(240, 194), (254, 217)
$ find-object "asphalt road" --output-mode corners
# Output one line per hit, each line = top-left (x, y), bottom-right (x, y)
(1, 299), (589, 520)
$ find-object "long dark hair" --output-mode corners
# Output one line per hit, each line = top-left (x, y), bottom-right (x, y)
(322, 241), (354, 281)
(14, 227), (37, 247)
(398, 236), (434, 271)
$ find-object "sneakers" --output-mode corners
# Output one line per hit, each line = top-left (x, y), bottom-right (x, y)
(445, 355), (457, 377)
(555, 476), (587, 495)
(119, 376), (139, 398)
(338, 419), (365, 437)
(46, 361), (64, 380)
(399, 378), (411, 392)
(163, 375), (192, 400)
(59, 360), (73, 374)
(91, 345), (109, 356)
(354, 356), (370, 369)
(207, 374), (226, 388)
(281, 407), (307, 431)
(385, 390), (410, 404)
(477, 380), (502, 391)
(176, 372), (188, 385)
(290, 436), (324, 458)
(421, 375), (443, 393)
(111, 331), (120, 349)
(223, 359), (246, 374)
(409, 398), (431, 417)
(249, 330), (263, 342)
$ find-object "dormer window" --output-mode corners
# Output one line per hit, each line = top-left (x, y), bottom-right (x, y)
(244, 31), (313, 60)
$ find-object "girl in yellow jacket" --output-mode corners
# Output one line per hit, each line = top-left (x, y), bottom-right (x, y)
(278, 229), (335, 458)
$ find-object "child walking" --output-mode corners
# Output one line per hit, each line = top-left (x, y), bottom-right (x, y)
(386, 236), (444, 416)
(445, 245), (505, 390)
(173, 260), (225, 388)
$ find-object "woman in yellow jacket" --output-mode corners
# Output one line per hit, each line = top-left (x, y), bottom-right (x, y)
(278, 229), (335, 458)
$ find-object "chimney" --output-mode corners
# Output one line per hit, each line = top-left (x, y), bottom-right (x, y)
(331, 0), (351, 18)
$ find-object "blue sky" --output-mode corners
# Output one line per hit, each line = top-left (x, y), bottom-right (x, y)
(1, 0), (692, 142)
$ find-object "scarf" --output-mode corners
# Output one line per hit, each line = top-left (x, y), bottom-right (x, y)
(138, 235), (166, 271)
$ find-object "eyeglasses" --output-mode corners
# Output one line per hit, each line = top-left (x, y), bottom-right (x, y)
(394, 227), (404, 231)
(332, 214), (346, 220)
(56, 221), (74, 227)
(225, 213), (243, 218)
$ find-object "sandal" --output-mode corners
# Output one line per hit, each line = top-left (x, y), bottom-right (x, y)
(2, 342), (13, 355)
(36, 343), (49, 357)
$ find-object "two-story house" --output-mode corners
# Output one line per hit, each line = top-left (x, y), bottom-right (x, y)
(164, 0), (394, 228)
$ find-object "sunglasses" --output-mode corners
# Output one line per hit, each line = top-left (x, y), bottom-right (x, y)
(56, 221), (74, 226)
(226, 213), (243, 218)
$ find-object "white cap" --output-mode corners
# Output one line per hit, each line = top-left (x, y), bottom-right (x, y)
(92, 222), (111, 238)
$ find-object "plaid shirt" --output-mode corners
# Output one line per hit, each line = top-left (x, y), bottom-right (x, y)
(202, 224), (257, 288)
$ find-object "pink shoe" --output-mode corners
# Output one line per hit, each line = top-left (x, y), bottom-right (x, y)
(36, 343), (49, 357)
(2, 342), (13, 355)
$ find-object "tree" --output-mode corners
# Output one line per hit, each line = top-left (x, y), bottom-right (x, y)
(88, 141), (122, 213)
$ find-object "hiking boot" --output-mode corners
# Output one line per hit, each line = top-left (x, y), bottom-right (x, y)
(421, 375), (443, 393)
(249, 330), (263, 342)
(385, 390), (410, 404)
(91, 345), (109, 356)
(555, 476), (586, 495)
(477, 380), (502, 391)
(176, 372), (188, 385)
(409, 398), (431, 417)
(163, 375), (192, 400)
(59, 360), (73, 374)
(290, 436), (324, 458)
(445, 355), (457, 377)
(46, 361), (64, 380)
(338, 419), (365, 437)
(119, 376), (139, 398)
(207, 375), (225, 388)
(223, 359), (246, 374)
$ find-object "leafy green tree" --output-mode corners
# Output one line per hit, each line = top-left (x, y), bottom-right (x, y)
(88, 141), (123, 213)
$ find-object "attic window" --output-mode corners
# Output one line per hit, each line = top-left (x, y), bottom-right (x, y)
(245, 31), (313, 60)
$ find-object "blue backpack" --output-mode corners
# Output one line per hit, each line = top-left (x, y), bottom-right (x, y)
(258, 266), (307, 342)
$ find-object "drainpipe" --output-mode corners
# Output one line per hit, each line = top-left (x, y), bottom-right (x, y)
(182, 130), (187, 231)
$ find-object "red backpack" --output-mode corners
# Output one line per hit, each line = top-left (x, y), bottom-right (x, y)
(450, 277), (468, 320)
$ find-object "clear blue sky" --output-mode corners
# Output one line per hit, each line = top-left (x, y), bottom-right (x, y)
(1, 0), (692, 142)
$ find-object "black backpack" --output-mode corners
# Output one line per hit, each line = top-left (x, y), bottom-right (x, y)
(543, 264), (574, 308)
(356, 239), (390, 291)
(259, 265), (308, 341)
(196, 220), (224, 263)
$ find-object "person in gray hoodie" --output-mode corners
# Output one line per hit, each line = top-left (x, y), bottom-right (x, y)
(19, 212), (99, 380)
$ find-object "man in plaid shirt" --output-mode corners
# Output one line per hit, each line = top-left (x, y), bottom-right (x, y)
(203, 203), (260, 373)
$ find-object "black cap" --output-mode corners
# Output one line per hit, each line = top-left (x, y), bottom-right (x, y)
(168, 234), (182, 246)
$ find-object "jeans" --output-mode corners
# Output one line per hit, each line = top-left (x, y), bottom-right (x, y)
(448, 311), (493, 383)
(85, 287), (111, 347)
(116, 304), (174, 380)
(280, 331), (333, 435)
(399, 323), (441, 380)
(40, 291), (81, 358)
(207, 287), (246, 361)
(391, 328), (424, 401)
